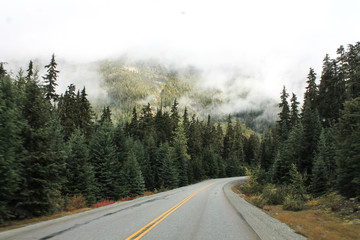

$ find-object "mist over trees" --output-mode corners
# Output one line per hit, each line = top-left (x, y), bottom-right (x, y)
(0, 55), (258, 223)
(1, 41), (359, 223)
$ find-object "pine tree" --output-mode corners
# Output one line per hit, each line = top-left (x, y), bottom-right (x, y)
(139, 103), (154, 139)
(244, 134), (260, 166)
(345, 42), (360, 99)
(222, 115), (234, 160)
(58, 84), (77, 140)
(17, 75), (61, 218)
(318, 55), (346, 127)
(171, 121), (190, 186)
(127, 106), (140, 139)
(170, 99), (180, 134)
(99, 106), (112, 126)
(0, 75), (22, 222)
(290, 92), (300, 128)
(43, 54), (59, 102)
(311, 130), (329, 196)
(121, 150), (145, 197)
(336, 97), (360, 197)
(65, 130), (96, 204)
(157, 142), (178, 189)
(89, 122), (117, 200)
(0, 62), (7, 79)
(277, 86), (291, 140)
(25, 60), (33, 82)
(302, 68), (318, 113)
(78, 87), (94, 141)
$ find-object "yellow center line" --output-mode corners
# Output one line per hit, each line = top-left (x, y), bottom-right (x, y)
(125, 180), (222, 240)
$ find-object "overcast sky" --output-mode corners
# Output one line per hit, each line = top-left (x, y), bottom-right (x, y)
(1, 0), (360, 102)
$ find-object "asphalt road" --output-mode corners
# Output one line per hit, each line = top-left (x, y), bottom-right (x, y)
(0, 177), (260, 240)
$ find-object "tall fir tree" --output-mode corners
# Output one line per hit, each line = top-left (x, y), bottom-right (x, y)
(43, 54), (59, 102)
(277, 86), (291, 140)
(290, 92), (300, 128)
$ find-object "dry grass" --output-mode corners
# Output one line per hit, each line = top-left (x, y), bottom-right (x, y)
(263, 205), (360, 240)
(232, 185), (360, 240)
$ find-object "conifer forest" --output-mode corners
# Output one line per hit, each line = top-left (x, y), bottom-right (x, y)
(0, 42), (360, 223)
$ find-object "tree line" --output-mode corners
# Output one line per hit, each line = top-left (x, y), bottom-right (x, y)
(0, 55), (260, 223)
(256, 42), (360, 200)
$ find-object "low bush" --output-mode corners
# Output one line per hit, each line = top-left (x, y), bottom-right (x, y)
(283, 195), (305, 211)
(65, 195), (87, 211)
(249, 195), (266, 208)
(262, 184), (286, 205)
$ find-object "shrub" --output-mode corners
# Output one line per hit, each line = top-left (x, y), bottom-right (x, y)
(65, 195), (87, 211)
(283, 195), (305, 211)
(249, 195), (266, 208)
(242, 166), (266, 195)
(262, 184), (286, 205)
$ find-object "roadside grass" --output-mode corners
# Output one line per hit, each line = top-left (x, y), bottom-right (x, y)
(0, 191), (155, 232)
(232, 185), (360, 240)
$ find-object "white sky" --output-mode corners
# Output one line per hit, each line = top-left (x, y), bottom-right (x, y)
(1, 0), (360, 103)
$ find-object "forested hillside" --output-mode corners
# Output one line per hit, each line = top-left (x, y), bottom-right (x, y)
(0, 56), (260, 223)
(248, 42), (360, 210)
(97, 59), (274, 132)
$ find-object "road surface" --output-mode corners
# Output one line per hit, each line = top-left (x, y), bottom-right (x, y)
(0, 177), (260, 240)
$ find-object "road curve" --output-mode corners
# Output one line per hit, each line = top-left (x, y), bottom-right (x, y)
(0, 177), (259, 240)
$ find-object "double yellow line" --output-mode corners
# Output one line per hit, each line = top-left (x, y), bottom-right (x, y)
(126, 181), (220, 240)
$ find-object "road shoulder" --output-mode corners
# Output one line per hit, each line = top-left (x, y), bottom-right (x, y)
(223, 178), (307, 240)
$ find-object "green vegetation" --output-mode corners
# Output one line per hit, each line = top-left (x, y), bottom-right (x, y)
(1, 41), (359, 227)
(242, 42), (360, 214)
(0, 56), (260, 224)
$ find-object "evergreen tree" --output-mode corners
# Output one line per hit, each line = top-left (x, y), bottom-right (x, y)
(290, 92), (300, 128)
(311, 130), (329, 196)
(172, 121), (190, 186)
(0, 62), (7, 79)
(127, 106), (140, 139)
(139, 103), (154, 139)
(65, 130), (96, 204)
(277, 86), (291, 140)
(58, 84), (77, 140)
(222, 115), (234, 160)
(17, 76), (60, 218)
(78, 87), (94, 140)
(43, 54), (59, 102)
(244, 134), (259, 166)
(259, 128), (276, 171)
(0, 75), (22, 222)
(120, 150), (145, 196)
(345, 42), (360, 99)
(25, 60), (33, 82)
(187, 116), (203, 181)
(318, 55), (346, 127)
(336, 97), (360, 197)
(89, 122), (117, 200)
(302, 68), (318, 113)
(170, 99), (180, 134)
(233, 119), (245, 165)
(99, 106), (112, 126)
(300, 105), (321, 175)
(157, 142), (178, 189)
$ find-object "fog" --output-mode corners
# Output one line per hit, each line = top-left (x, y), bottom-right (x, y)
(1, 0), (360, 119)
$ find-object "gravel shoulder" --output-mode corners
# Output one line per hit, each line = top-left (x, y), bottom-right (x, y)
(223, 178), (307, 240)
